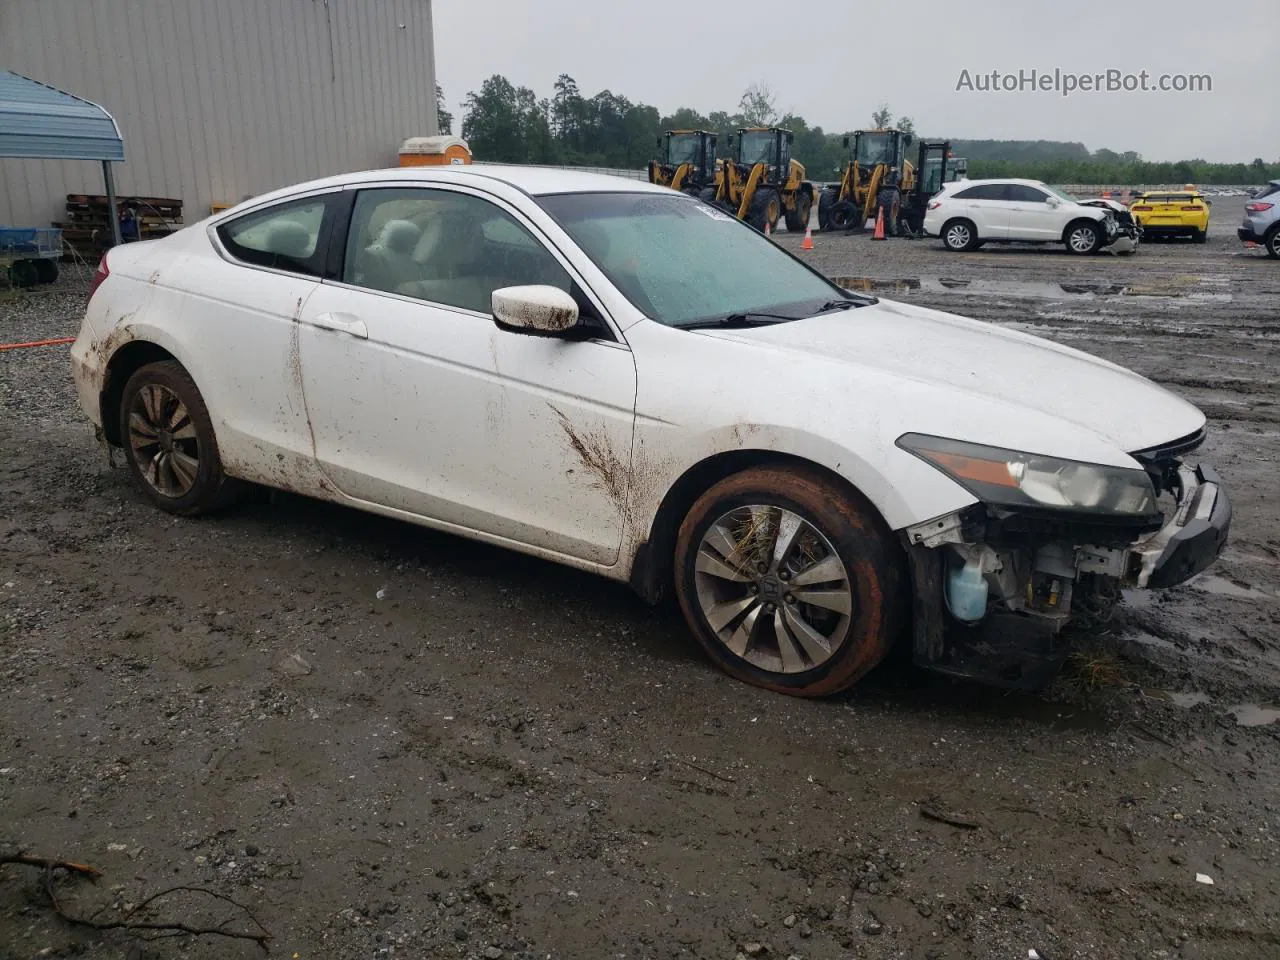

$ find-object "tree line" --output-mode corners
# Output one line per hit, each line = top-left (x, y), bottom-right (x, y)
(440, 76), (1280, 185)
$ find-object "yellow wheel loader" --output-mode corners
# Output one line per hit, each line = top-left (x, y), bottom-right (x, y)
(710, 127), (814, 232)
(819, 130), (961, 235)
(648, 130), (719, 197)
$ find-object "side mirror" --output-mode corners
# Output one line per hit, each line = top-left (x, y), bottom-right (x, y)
(842, 136), (850, 149)
(904, 134), (914, 146)
(656, 136), (662, 148)
(492, 285), (579, 336)
(786, 132), (794, 144)
(1046, 196), (1062, 207)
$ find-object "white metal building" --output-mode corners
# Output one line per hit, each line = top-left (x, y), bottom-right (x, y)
(0, 0), (438, 226)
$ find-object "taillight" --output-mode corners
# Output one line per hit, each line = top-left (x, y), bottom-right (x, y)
(1131, 205), (1152, 211)
(1180, 205), (1202, 211)
(927, 200), (942, 210)
(88, 253), (110, 303)
(1246, 202), (1274, 213)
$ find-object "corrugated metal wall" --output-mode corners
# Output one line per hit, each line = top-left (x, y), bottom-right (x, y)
(0, 0), (437, 227)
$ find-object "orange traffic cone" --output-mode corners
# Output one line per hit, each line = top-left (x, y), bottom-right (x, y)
(872, 207), (886, 240)
(801, 225), (814, 250)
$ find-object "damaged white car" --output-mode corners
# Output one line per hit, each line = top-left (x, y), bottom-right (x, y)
(70, 167), (1230, 696)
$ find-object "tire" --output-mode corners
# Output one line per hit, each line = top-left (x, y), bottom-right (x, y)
(33, 258), (59, 284)
(673, 465), (902, 698)
(8, 259), (39, 288)
(784, 190), (812, 232)
(748, 188), (781, 232)
(1191, 228), (1207, 244)
(941, 218), (978, 252)
(1266, 226), (1280, 260)
(829, 200), (860, 232)
(1064, 220), (1102, 255)
(119, 360), (243, 516)
(817, 187), (837, 231)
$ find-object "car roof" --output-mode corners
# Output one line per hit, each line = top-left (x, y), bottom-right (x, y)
(234, 165), (666, 211)
(942, 177), (1048, 190)
(1137, 190), (1199, 196)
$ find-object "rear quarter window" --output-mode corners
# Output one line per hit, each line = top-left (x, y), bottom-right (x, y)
(217, 195), (338, 277)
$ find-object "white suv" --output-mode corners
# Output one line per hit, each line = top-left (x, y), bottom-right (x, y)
(924, 178), (1119, 255)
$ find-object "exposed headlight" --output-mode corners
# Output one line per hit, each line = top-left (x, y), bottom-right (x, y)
(898, 434), (1158, 518)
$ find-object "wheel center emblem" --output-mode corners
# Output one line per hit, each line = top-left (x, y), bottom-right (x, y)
(158, 430), (174, 453)
(759, 576), (782, 601)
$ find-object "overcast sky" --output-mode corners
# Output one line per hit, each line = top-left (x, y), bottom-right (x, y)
(435, 0), (1276, 163)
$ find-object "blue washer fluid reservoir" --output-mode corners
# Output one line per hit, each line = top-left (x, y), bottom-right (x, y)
(945, 557), (989, 623)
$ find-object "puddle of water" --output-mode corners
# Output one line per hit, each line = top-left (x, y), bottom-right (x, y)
(1154, 691), (1280, 727)
(1231, 704), (1280, 727)
(1188, 574), (1277, 601)
(830, 276), (1234, 303)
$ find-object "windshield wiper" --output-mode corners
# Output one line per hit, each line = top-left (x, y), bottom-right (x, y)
(814, 299), (862, 314)
(678, 311), (796, 330)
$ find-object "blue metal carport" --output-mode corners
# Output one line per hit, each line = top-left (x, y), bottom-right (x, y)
(0, 70), (125, 245)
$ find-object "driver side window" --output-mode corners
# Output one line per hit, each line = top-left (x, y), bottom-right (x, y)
(343, 188), (572, 315)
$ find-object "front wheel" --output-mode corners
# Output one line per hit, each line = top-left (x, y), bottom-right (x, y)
(829, 200), (860, 232)
(1065, 221), (1102, 255)
(674, 466), (901, 697)
(817, 187), (837, 231)
(119, 360), (243, 515)
(942, 219), (978, 252)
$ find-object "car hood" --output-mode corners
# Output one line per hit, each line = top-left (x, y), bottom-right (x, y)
(701, 298), (1205, 455)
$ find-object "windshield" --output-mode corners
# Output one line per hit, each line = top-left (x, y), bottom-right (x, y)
(856, 133), (896, 167)
(1044, 185), (1078, 203)
(537, 192), (854, 328)
(738, 131), (776, 166)
(667, 134), (702, 166)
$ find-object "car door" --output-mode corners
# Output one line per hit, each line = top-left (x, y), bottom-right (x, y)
(1005, 184), (1056, 241)
(295, 183), (639, 566)
(955, 183), (1010, 239)
(184, 192), (343, 488)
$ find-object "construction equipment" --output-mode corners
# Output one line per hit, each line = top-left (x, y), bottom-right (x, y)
(648, 130), (719, 196)
(710, 127), (814, 232)
(819, 130), (963, 235)
(898, 140), (961, 237)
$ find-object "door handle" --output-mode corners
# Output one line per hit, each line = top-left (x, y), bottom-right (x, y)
(311, 312), (368, 339)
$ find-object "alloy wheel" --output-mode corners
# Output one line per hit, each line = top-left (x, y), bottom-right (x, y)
(692, 505), (854, 674)
(127, 383), (201, 498)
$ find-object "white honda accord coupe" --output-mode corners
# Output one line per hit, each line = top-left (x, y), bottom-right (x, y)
(71, 166), (1230, 696)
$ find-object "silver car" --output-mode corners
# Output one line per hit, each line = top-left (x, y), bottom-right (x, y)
(1239, 180), (1280, 258)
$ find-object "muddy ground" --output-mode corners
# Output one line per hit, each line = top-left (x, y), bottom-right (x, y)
(2, 197), (1278, 960)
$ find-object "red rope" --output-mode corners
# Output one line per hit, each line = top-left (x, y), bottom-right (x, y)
(0, 337), (75, 352)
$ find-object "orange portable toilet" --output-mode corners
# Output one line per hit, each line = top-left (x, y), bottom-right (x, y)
(399, 136), (472, 167)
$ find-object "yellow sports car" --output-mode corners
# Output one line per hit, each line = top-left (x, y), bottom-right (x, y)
(1128, 190), (1211, 242)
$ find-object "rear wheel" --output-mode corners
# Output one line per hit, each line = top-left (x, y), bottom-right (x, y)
(119, 360), (243, 515)
(1191, 228), (1207, 244)
(1065, 220), (1102, 255)
(942, 219), (978, 252)
(674, 466), (901, 697)
(817, 187), (838, 231)
(829, 200), (860, 232)
(1266, 226), (1280, 259)
(33, 258), (59, 284)
(784, 191), (812, 232)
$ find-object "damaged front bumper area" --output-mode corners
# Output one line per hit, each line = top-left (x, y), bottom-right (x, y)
(901, 446), (1231, 689)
